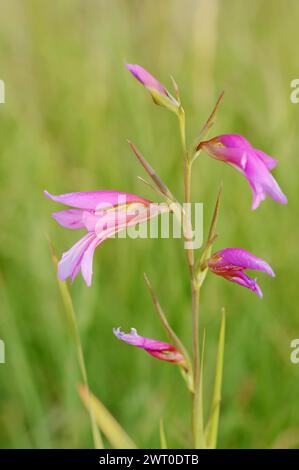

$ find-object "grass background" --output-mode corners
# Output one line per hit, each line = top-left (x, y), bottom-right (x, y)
(0, 0), (299, 448)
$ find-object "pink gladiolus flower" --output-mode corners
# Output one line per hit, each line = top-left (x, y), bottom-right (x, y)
(208, 248), (275, 298)
(113, 327), (185, 364)
(45, 190), (169, 287)
(199, 134), (287, 210)
(126, 64), (179, 113)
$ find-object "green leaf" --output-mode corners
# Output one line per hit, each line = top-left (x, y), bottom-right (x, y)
(78, 384), (137, 449)
(205, 308), (226, 449)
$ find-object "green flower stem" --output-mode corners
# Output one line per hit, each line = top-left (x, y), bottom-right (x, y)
(179, 109), (202, 447)
(191, 280), (202, 447)
(178, 106), (187, 156)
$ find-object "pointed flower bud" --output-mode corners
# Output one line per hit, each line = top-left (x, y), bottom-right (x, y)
(208, 248), (275, 298)
(199, 134), (287, 210)
(126, 64), (180, 114)
(113, 327), (186, 365)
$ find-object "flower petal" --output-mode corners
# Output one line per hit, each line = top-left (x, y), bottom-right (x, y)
(113, 327), (185, 364)
(80, 236), (101, 287)
(201, 134), (287, 209)
(146, 349), (186, 363)
(113, 327), (170, 350)
(52, 209), (85, 229)
(224, 271), (263, 298)
(211, 134), (253, 150)
(209, 248), (275, 277)
(259, 171), (288, 206)
(255, 149), (277, 170)
(245, 155), (287, 208)
(201, 141), (248, 171)
(126, 64), (168, 96)
(126, 64), (179, 113)
(44, 190), (150, 211)
(57, 233), (96, 282)
(250, 187), (266, 211)
(79, 214), (138, 285)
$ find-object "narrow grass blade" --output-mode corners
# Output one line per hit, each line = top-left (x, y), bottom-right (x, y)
(205, 308), (226, 449)
(47, 238), (103, 449)
(159, 418), (168, 449)
(207, 184), (223, 243)
(127, 140), (176, 203)
(78, 384), (137, 449)
(196, 91), (225, 146)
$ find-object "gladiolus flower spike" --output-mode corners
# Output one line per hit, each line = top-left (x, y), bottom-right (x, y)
(208, 248), (275, 298)
(126, 64), (180, 114)
(113, 327), (186, 365)
(199, 134), (287, 210)
(45, 190), (169, 287)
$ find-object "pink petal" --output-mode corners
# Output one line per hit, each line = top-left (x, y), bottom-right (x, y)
(85, 207), (135, 234)
(80, 236), (101, 287)
(126, 64), (167, 96)
(208, 248), (270, 298)
(78, 217), (133, 285)
(245, 155), (287, 208)
(92, 203), (169, 240)
(201, 142), (248, 170)
(53, 198), (170, 286)
(82, 211), (103, 232)
(255, 149), (277, 170)
(113, 327), (185, 364)
(224, 271), (263, 298)
(201, 135), (287, 209)
(146, 349), (186, 363)
(113, 327), (171, 350)
(209, 248), (275, 277)
(44, 190), (150, 211)
(250, 188), (266, 211)
(57, 233), (96, 282)
(58, 223), (125, 286)
(52, 209), (85, 229)
(213, 134), (253, 150)
(259, 171), (288, 205)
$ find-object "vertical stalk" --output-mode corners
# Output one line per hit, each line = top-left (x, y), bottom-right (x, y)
(191, 280), (201, 447)
(184, 159), (194, 272)
(179, 109), (201, 447)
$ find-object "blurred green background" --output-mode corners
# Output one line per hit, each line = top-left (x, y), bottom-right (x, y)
(0, 0), (298, 449)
